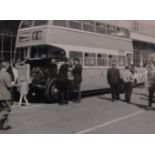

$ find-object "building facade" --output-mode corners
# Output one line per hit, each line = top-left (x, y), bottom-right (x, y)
(102, 20), (155, 67)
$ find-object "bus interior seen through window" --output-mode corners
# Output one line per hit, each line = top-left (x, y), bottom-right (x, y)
(69, 51), (83, 64)
(84, 53), (96, 66)
(68, 21), (82, 30)
(15, 48), (28, 62)
(118, 55), (126, 66)
(20, 20), (33, 29)
(97, 54), (107, 66)
(108, 55), (118, 66)
(33, 20), (48, 26)
(30, 46), (65, 61)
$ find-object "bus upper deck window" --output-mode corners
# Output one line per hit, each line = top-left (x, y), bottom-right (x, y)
(107, 25), (116, 36)
(20, 20), (33, 29)
(53, 20), (67, 27)
(83, 20), (95, 32)
(96, 22), (106, 34)
(33, 20), (48, 26)
(68, 21), (82, 30)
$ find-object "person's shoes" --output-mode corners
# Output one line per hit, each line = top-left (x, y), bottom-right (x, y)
(2, 125), (12, 130)
(145, 106), (152, 110)
(58, 102), (64, 105)
(117, 97), (120, 100)
(112, 99), (115, 102)
(64, 102), (68, 105)
(74, 100), (81, 103)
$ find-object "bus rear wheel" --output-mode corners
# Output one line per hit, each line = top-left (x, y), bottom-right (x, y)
(45, 80), (60, 103)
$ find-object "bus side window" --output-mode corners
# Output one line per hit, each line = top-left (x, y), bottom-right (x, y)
(118, 55), (126, 66)
(83, 21), (95, 32)
(69, 51), (83, 64)
(84, 53), (96, 66)
(107, 25), (116, 36)
(33, 20), (48, 26)
(97, 54), (107, 66)
(68, 21), (82, 30)
(96, 22), (106, 34)
(108, 55), (118, 66)
(53, 20), (67, 27)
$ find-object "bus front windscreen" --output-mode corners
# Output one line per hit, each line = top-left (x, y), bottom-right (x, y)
(15, 48), (29, 62)
(30, 46), (65, 61)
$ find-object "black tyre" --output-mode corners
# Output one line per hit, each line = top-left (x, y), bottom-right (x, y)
(45, 80), (60, 103)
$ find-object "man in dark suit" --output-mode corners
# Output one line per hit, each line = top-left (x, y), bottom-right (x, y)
(58, 57), (70, 105)
(107, 62), (121, 102)
(72, 58), (82, 103)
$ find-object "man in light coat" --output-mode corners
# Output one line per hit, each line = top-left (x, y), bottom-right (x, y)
(122, 66), (134, 103)
(0, 61), (12, 130)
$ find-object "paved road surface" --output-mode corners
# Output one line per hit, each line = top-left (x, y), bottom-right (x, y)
(1, 86), (155, 134)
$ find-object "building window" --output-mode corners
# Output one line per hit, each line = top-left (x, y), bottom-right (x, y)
(69, 51), (83, 64)
(68, 20), (82, 30)
(134, 51), (140, 67)
(83, 20), (95, 32)
(97, 54), (107, 66)
(53, 20), (67, 27)
(84, 53), (96, 66)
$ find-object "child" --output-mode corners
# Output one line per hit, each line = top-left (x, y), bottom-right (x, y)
(18, 77), (29, 107)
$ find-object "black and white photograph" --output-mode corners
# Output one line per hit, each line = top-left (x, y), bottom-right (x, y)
(0, 20), (155, 134)
(2, 0), (155, 155)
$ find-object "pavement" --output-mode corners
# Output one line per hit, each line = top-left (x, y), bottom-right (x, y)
(1, 86), (155, 134)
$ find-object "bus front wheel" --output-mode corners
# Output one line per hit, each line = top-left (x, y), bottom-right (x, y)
(45, 80), (60, 103)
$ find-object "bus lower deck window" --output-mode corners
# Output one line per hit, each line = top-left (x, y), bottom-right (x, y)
(84, 53), (96, 66)
(97, 54), (107, 66)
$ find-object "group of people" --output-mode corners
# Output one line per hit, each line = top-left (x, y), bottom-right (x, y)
(58, 57), (83, 105)
(107, 61), (155, 110)
(0, 57), (82, 130)
(1, 57), (155, 130)
(0, 61), (29, 130)
(107, 62), (134, 104)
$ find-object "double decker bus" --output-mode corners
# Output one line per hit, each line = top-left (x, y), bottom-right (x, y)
(14, 20), (134, 102)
